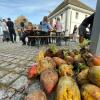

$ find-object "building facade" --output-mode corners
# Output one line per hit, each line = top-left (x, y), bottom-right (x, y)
(48, 0), (94, 36)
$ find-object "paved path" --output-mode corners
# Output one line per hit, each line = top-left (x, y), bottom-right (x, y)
(0, 42), (41, 100)
(0, 41), (78, 100)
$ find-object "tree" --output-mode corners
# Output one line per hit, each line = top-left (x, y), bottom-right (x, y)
(14, 15), (28, 26)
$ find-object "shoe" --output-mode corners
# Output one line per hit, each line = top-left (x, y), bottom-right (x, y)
(22, 43), (26, 45)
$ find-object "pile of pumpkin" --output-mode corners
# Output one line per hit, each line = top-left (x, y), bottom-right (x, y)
(25, 44), (100, 100)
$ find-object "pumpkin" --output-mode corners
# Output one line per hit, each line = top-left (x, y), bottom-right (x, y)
(53, 57), (66, 66)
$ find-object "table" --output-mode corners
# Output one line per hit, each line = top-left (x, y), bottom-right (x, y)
(28, 35), (71, 47)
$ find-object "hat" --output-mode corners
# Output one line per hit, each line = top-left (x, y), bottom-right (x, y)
(7, 18), (11, 20)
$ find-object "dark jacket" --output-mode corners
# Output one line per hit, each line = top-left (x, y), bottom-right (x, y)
(80, 13), (95, 33)
(7, 21), (14, 30)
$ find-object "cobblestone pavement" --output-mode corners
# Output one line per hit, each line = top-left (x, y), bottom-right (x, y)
(0, 41), (78, 100)
(0, 42), (41, 100)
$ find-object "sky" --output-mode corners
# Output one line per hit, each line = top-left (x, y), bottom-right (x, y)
(0, 0), (97, 24)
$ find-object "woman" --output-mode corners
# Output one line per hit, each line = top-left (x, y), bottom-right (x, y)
(72, 25), (78, 42)
(2, 19), (10, 42)
(21, 22), (35, 45)
(55, 17), (62, 46)
(41, 16), (52, 45)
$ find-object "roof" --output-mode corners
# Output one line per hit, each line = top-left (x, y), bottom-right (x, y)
(48, 0), (94, 17)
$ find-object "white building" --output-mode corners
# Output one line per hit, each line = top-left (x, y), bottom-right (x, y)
(48, 0), (94, 36)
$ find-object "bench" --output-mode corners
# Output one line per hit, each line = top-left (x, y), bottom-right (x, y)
(28, 35), (71, 46)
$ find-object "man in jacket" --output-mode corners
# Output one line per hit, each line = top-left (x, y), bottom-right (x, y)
(7, 18), (16, 43)
(79, 13), (95, 43)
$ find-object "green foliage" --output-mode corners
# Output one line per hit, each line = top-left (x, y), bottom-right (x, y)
(49, 44), (58, 54)
(78, 63), (88, 73)
(79, 39), (91, 48)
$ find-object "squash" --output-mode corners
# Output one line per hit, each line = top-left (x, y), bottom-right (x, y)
(25, 90), (47, 100)
(59, 64), (74, 77)
(65, 56), (74, 65)
(81, 84), (100, 100)
(74, 54), (84, 63)
(77, 69), (89, 85)
(92, 56), (100, 66)
(54, 50), (64, 59)
(56, 76), (81, 100)
(53, 57), (66, 66)
(88, 56), (100, 67)
(36, 49), (45, 62)
(40, 69), (58, 94)
(44, 49), (54, 57)
(68, 51), (75, 58)
(27, 64), (38, 79)
(37, 57), (56, 74)
(88, 66), (100, 87)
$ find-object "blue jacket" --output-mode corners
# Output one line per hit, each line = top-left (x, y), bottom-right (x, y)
(41, 21), (52, 32)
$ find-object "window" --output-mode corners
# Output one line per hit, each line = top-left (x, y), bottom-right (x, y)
(75, 12), (79, 19)
(61, 13), (63, 19)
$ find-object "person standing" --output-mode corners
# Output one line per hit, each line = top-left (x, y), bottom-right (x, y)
(1, 19), (10, 42)
(17, 26), (22, 41)
(72, 25), (78, 42)
(7, 18), (16, 43)
(38, 21), (43, 45)
(20, 21), (25, 31)
(55, 17), (62, 46)
(0, 19), (3, 36)
(41, 16), (52, 45)
(39, 21), (42, 30)
(20, 19), (27, 29)
(79, 13), (95, 43)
